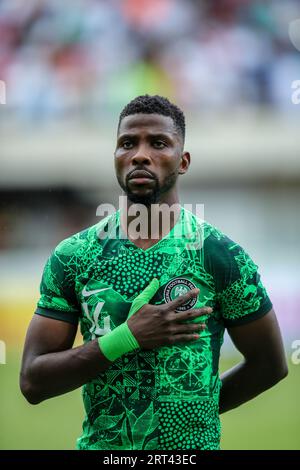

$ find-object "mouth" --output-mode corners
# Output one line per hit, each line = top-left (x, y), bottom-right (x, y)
(127, 170), (155, 184)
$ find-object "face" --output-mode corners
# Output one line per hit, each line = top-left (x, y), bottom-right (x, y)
(115, 113), (190, 206)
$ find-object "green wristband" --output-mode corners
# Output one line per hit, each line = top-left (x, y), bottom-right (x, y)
(98, 278), (160, 362)
(98, 321), (139, 362)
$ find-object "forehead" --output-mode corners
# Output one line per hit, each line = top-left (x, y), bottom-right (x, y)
(118, 113), (177, 136)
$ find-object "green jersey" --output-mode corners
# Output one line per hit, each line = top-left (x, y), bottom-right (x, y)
(36, 207), (272, 450)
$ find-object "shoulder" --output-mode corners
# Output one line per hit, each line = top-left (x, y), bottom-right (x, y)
(184, 208), (258, 285)
(54, 212), (117, 260)
(202, 222), (258, 278)
(182, 207), (237, 258)
(203, 222), (241, 265)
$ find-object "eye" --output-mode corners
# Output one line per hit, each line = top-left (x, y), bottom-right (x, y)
(121, 140), (134, 150)
(153, 140), (166, 149)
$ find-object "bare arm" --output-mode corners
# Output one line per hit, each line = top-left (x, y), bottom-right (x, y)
(20, 315), (112, 404)
(219, 308), (288, 414)
(20, 288), (212, 404)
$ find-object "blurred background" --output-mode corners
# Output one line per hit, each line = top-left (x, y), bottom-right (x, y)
(0, 0), (299, 450)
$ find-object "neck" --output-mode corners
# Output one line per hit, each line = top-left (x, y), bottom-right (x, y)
(119, 190), (181, 245)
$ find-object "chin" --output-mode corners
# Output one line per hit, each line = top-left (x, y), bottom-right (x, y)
(127, 191), (159, 206)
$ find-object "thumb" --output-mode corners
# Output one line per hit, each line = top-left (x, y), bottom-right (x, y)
(127, 278), (160, 318)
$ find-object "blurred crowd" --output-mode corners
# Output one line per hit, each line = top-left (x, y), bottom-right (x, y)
(0, 0), (299, 122)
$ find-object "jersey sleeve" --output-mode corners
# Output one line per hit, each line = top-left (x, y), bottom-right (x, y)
(204, 229), (273, 327)
(35, 239), (80, 325)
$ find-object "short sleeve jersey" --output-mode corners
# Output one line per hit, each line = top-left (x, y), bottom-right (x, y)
(36, 207), (272, 450)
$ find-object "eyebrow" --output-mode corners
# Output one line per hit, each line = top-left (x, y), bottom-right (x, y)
(117, 132), (175, 143)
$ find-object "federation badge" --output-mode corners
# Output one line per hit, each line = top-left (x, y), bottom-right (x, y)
(164, 277), (198, 311)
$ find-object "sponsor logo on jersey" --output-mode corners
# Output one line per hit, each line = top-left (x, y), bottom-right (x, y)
(164, 277), (197, 311)
(82, 285), (111, 297)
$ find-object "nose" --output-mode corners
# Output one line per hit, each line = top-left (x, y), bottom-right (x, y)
(131, 145), (151, 166)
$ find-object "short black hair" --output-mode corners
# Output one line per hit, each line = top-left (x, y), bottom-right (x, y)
(118, 94), (185, 142)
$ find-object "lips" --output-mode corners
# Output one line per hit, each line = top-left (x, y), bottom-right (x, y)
(128, 170), (154, 180)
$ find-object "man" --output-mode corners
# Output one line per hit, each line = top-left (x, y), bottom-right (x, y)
(20, 95), (288, 450)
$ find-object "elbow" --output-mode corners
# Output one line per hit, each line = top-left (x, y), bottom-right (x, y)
(20, 373), (43, 405)
(247, 355), (289, 389)
(275, 362), (288, 382)
(265, 359), (289, 387)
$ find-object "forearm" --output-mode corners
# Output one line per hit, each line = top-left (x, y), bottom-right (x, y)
(219, 359), (286, 414)
(20, 339), (112, 404)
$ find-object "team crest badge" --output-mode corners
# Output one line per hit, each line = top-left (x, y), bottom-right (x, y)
(164, 277), (198, 311)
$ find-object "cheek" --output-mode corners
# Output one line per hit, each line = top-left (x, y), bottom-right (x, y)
(159, 155), (180, 173)
(114, 155), (127, 173)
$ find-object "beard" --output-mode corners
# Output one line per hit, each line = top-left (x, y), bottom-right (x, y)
(117, 171), (178, 207)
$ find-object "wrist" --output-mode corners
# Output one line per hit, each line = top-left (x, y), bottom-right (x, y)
(98, 321), (140, 362)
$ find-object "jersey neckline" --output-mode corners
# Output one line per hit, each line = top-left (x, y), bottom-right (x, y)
(115, 205), (184, 253)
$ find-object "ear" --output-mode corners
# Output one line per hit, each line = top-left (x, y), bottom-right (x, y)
(178, 152), (190, 175)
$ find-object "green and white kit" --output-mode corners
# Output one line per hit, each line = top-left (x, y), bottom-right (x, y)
(36, 207), (272, 450)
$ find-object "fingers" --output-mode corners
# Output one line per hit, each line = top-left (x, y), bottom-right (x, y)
(163, 287), (200, 312)
(170, 332), (205, 344)
(172, 306), (213, 323)
(173, 322), (207, 335)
